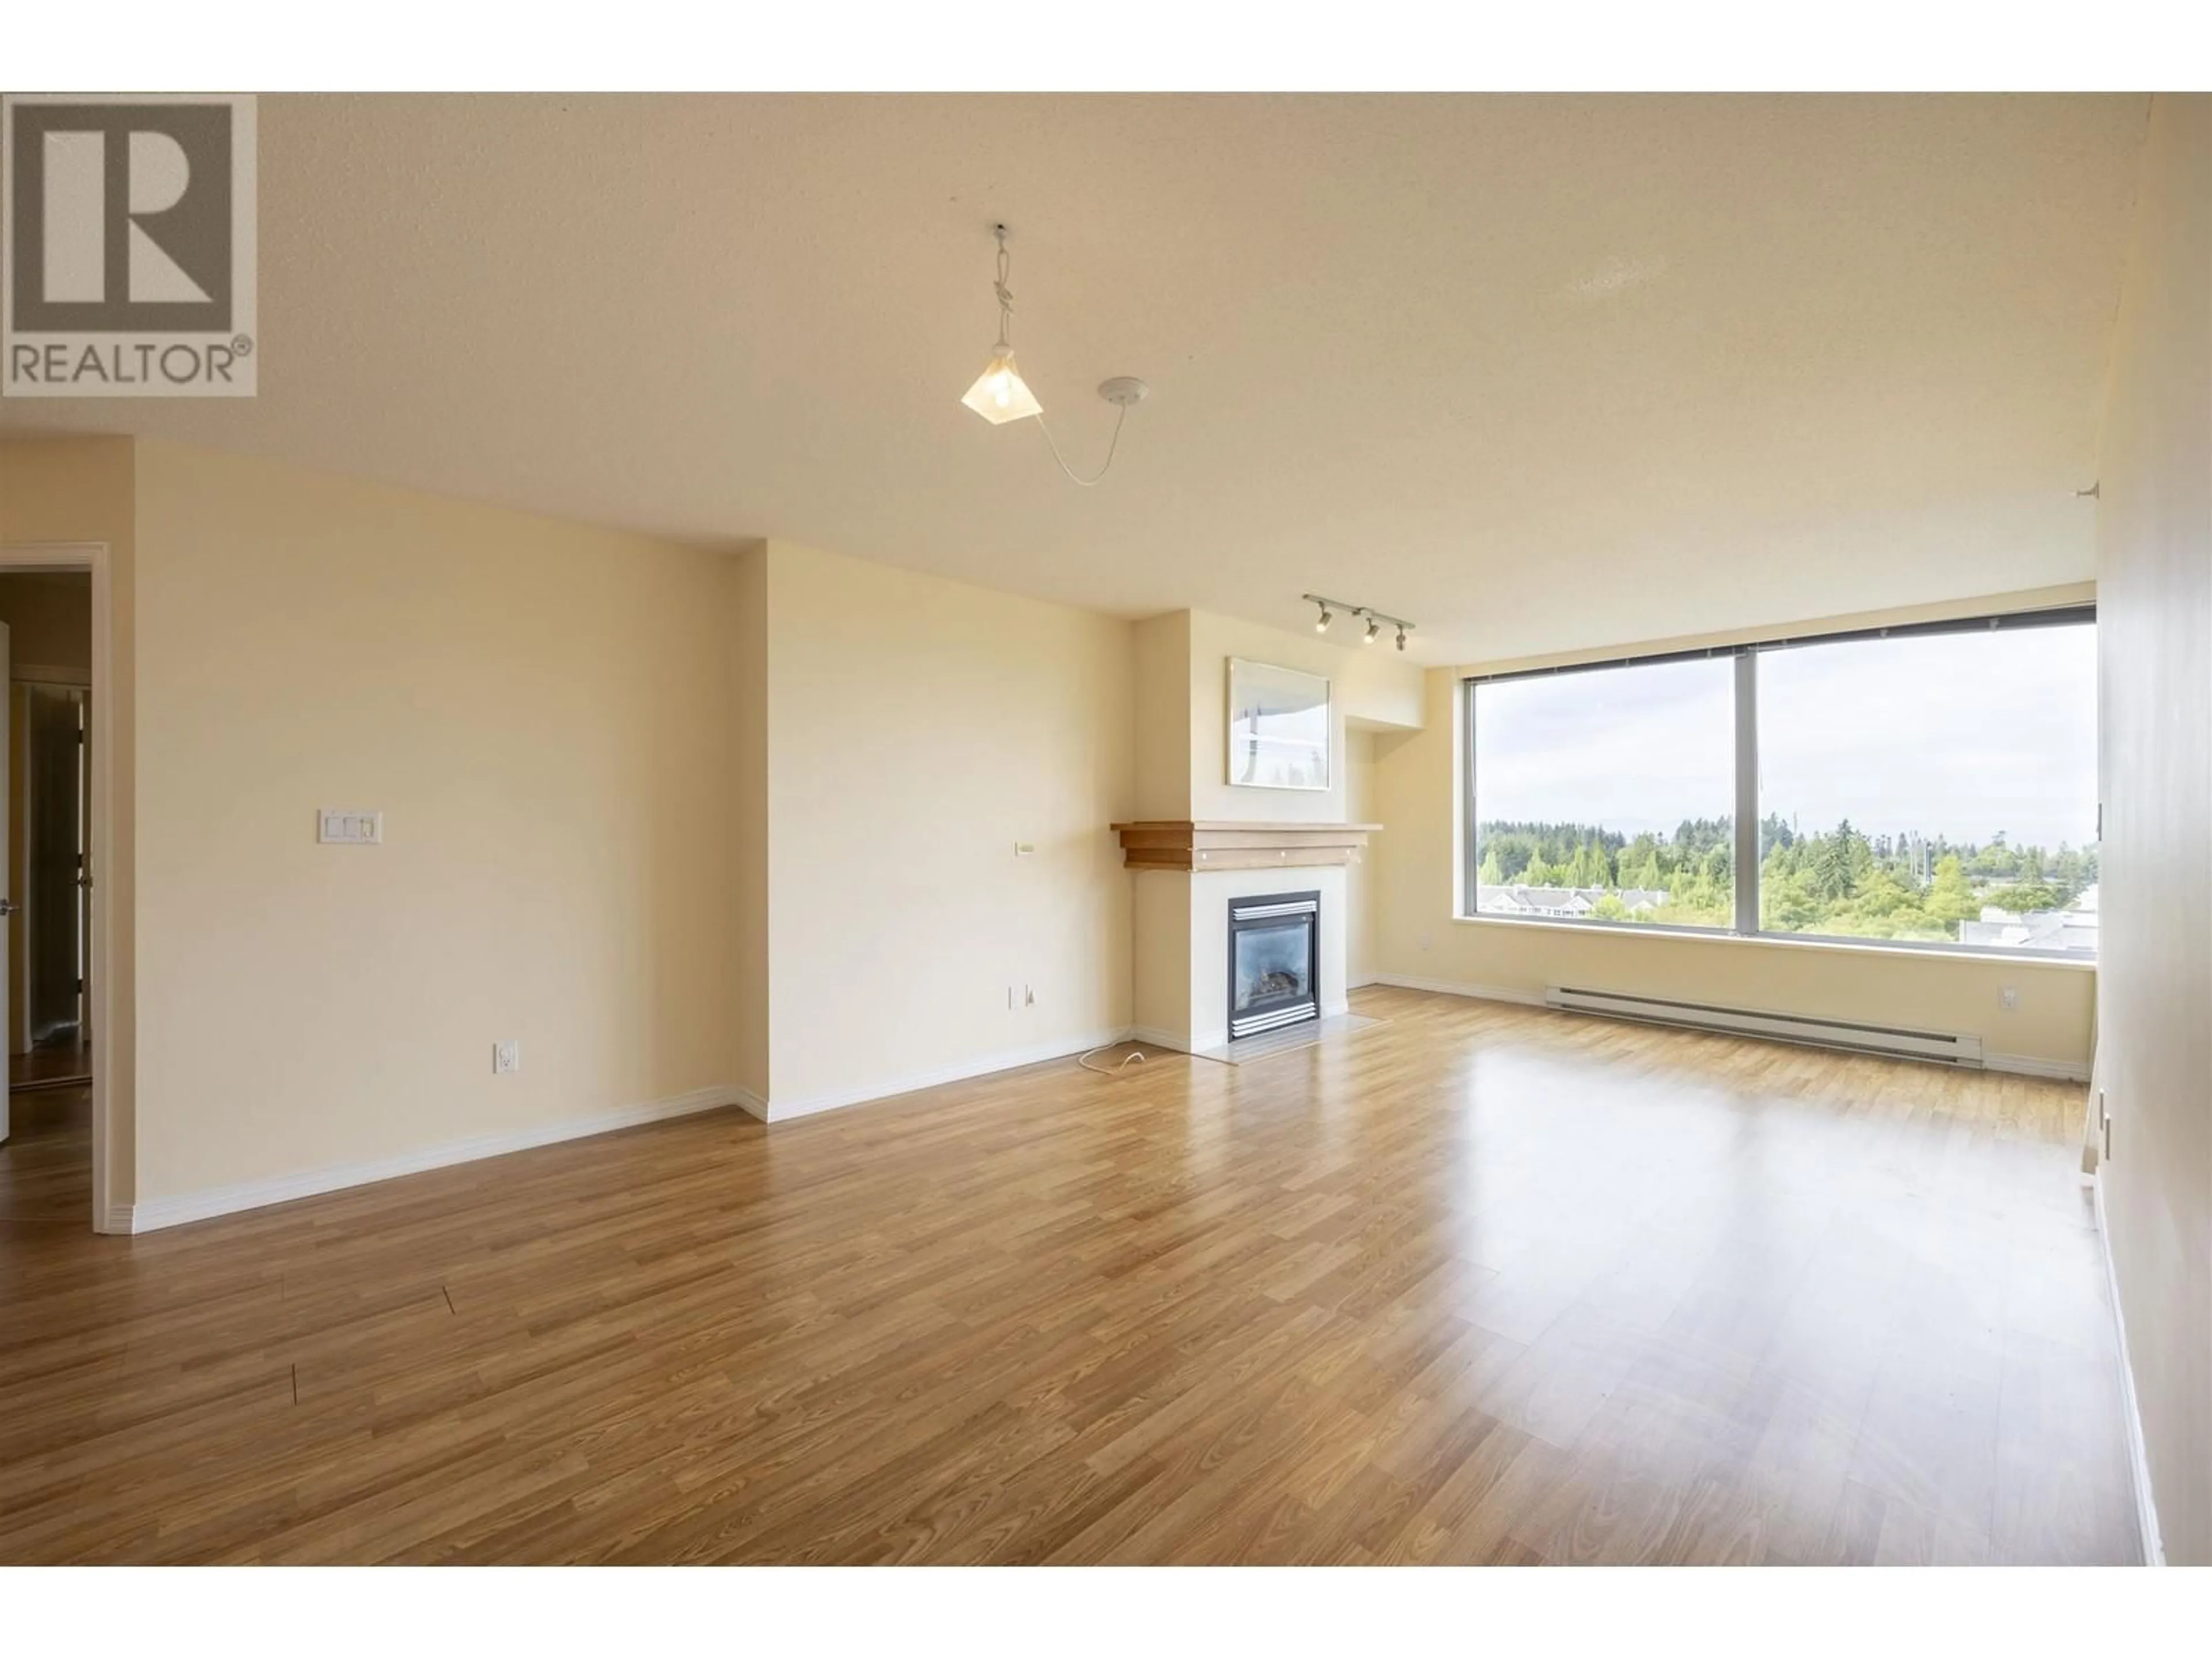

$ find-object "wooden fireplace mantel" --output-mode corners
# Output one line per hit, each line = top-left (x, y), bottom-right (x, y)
(1109, 820), (1381, 873)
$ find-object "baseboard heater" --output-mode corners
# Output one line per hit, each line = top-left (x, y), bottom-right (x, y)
(1544, 986), (1985, 1068)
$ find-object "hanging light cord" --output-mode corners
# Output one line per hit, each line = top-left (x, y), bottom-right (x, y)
(993, 226), (1015, 349)
(1036, 405), (1128, 487)
(994, 223), (1129, 486)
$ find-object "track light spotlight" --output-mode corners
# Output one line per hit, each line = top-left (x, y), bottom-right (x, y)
(1304, 594), (1414, 656)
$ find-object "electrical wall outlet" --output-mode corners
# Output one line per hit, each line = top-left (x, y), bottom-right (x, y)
(493, 1039), (520, 1075)
(1999, 986), (2020, 1012)
(318, 808), (383, 844)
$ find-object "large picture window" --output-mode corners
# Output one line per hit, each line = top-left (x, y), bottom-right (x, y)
(1464, 608), (2098, 957)
(1471, 657), (1736, 929)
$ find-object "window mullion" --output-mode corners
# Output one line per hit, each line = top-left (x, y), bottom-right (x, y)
(1733, 652), (1759, 935)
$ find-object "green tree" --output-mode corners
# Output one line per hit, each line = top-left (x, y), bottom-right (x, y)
(1925, 854), (1979, 930)
(1570, 840), (1611, 888)
(1618, 843), (1660, 891)
(1848, 867), (1919, 922)
(1761, 875), (1820, 931)
(1984, 880), (2062, 914)
(1810, 820), (1865, 903)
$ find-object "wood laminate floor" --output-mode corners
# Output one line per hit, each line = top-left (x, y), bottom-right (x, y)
(0, 988), (2140, 1564)
(10, 1033), (92, 1093)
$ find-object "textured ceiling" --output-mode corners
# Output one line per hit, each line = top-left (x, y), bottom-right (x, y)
(1, 93), (2149, 662)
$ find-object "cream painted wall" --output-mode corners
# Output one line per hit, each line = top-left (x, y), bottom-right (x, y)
(1343, 729), (1379, 987)
(1372, 661), (2097, 1074)
(2093, 92), (2210, 1567)
(1187, 609), (1423, 826)
(1132, 610), (1193, 820)
(731, 544), (769, 1101)
(128, 440), (744, 1200)
(759, 541), (1133, 1111)
(1130, 870), (1194, 1046)
(0, 436), (137, 1212)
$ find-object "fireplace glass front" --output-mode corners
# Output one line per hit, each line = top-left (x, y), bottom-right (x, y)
(1228, 891), (1320, 1039)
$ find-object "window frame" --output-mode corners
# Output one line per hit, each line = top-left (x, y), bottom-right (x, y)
(1460, 605), (2099, 963)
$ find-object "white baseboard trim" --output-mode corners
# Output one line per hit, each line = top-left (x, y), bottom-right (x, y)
(1128, 1025), (1194, 1054)
(104, 1203), (134, 1235)
(1984, 1051), (2094, 1082)
(749, 1028), (1135, 1123)
(130, 1085), (742, 1233)
(1369, 972), (1547, 1007)
(2093, 1173), (2165, 1566)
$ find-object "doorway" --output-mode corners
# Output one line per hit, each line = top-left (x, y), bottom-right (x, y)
(19, 681), (91, 1071)
(0, 551), (111, 1233)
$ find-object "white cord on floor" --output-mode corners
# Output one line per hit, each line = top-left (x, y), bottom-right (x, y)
(1077, 1041), (1152, 1076)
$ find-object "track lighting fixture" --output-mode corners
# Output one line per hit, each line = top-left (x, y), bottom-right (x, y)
(1304, 594), (1416, 654)
(961, 224), (1147, 486)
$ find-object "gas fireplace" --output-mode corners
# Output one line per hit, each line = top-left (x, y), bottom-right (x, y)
(1228, 891), (1321, 1040)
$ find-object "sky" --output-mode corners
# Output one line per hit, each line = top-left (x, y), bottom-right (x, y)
(1472, 624), (2099, 851)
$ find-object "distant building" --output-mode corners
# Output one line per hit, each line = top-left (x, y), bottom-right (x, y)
(1478, 885), (1668, 918)
(1959, 888), (2099, 955)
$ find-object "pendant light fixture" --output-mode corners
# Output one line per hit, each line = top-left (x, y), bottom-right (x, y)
(960, 228), (1043, 425)
(960, 224), (1146, 486)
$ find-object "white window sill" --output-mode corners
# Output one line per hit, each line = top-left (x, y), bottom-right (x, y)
(1449, 911), (2097, 970)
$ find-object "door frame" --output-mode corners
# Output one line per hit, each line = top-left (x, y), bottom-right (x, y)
(0, 542), (118, 1233)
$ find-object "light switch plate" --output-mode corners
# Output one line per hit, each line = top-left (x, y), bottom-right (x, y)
(319, 809), (383, 845)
